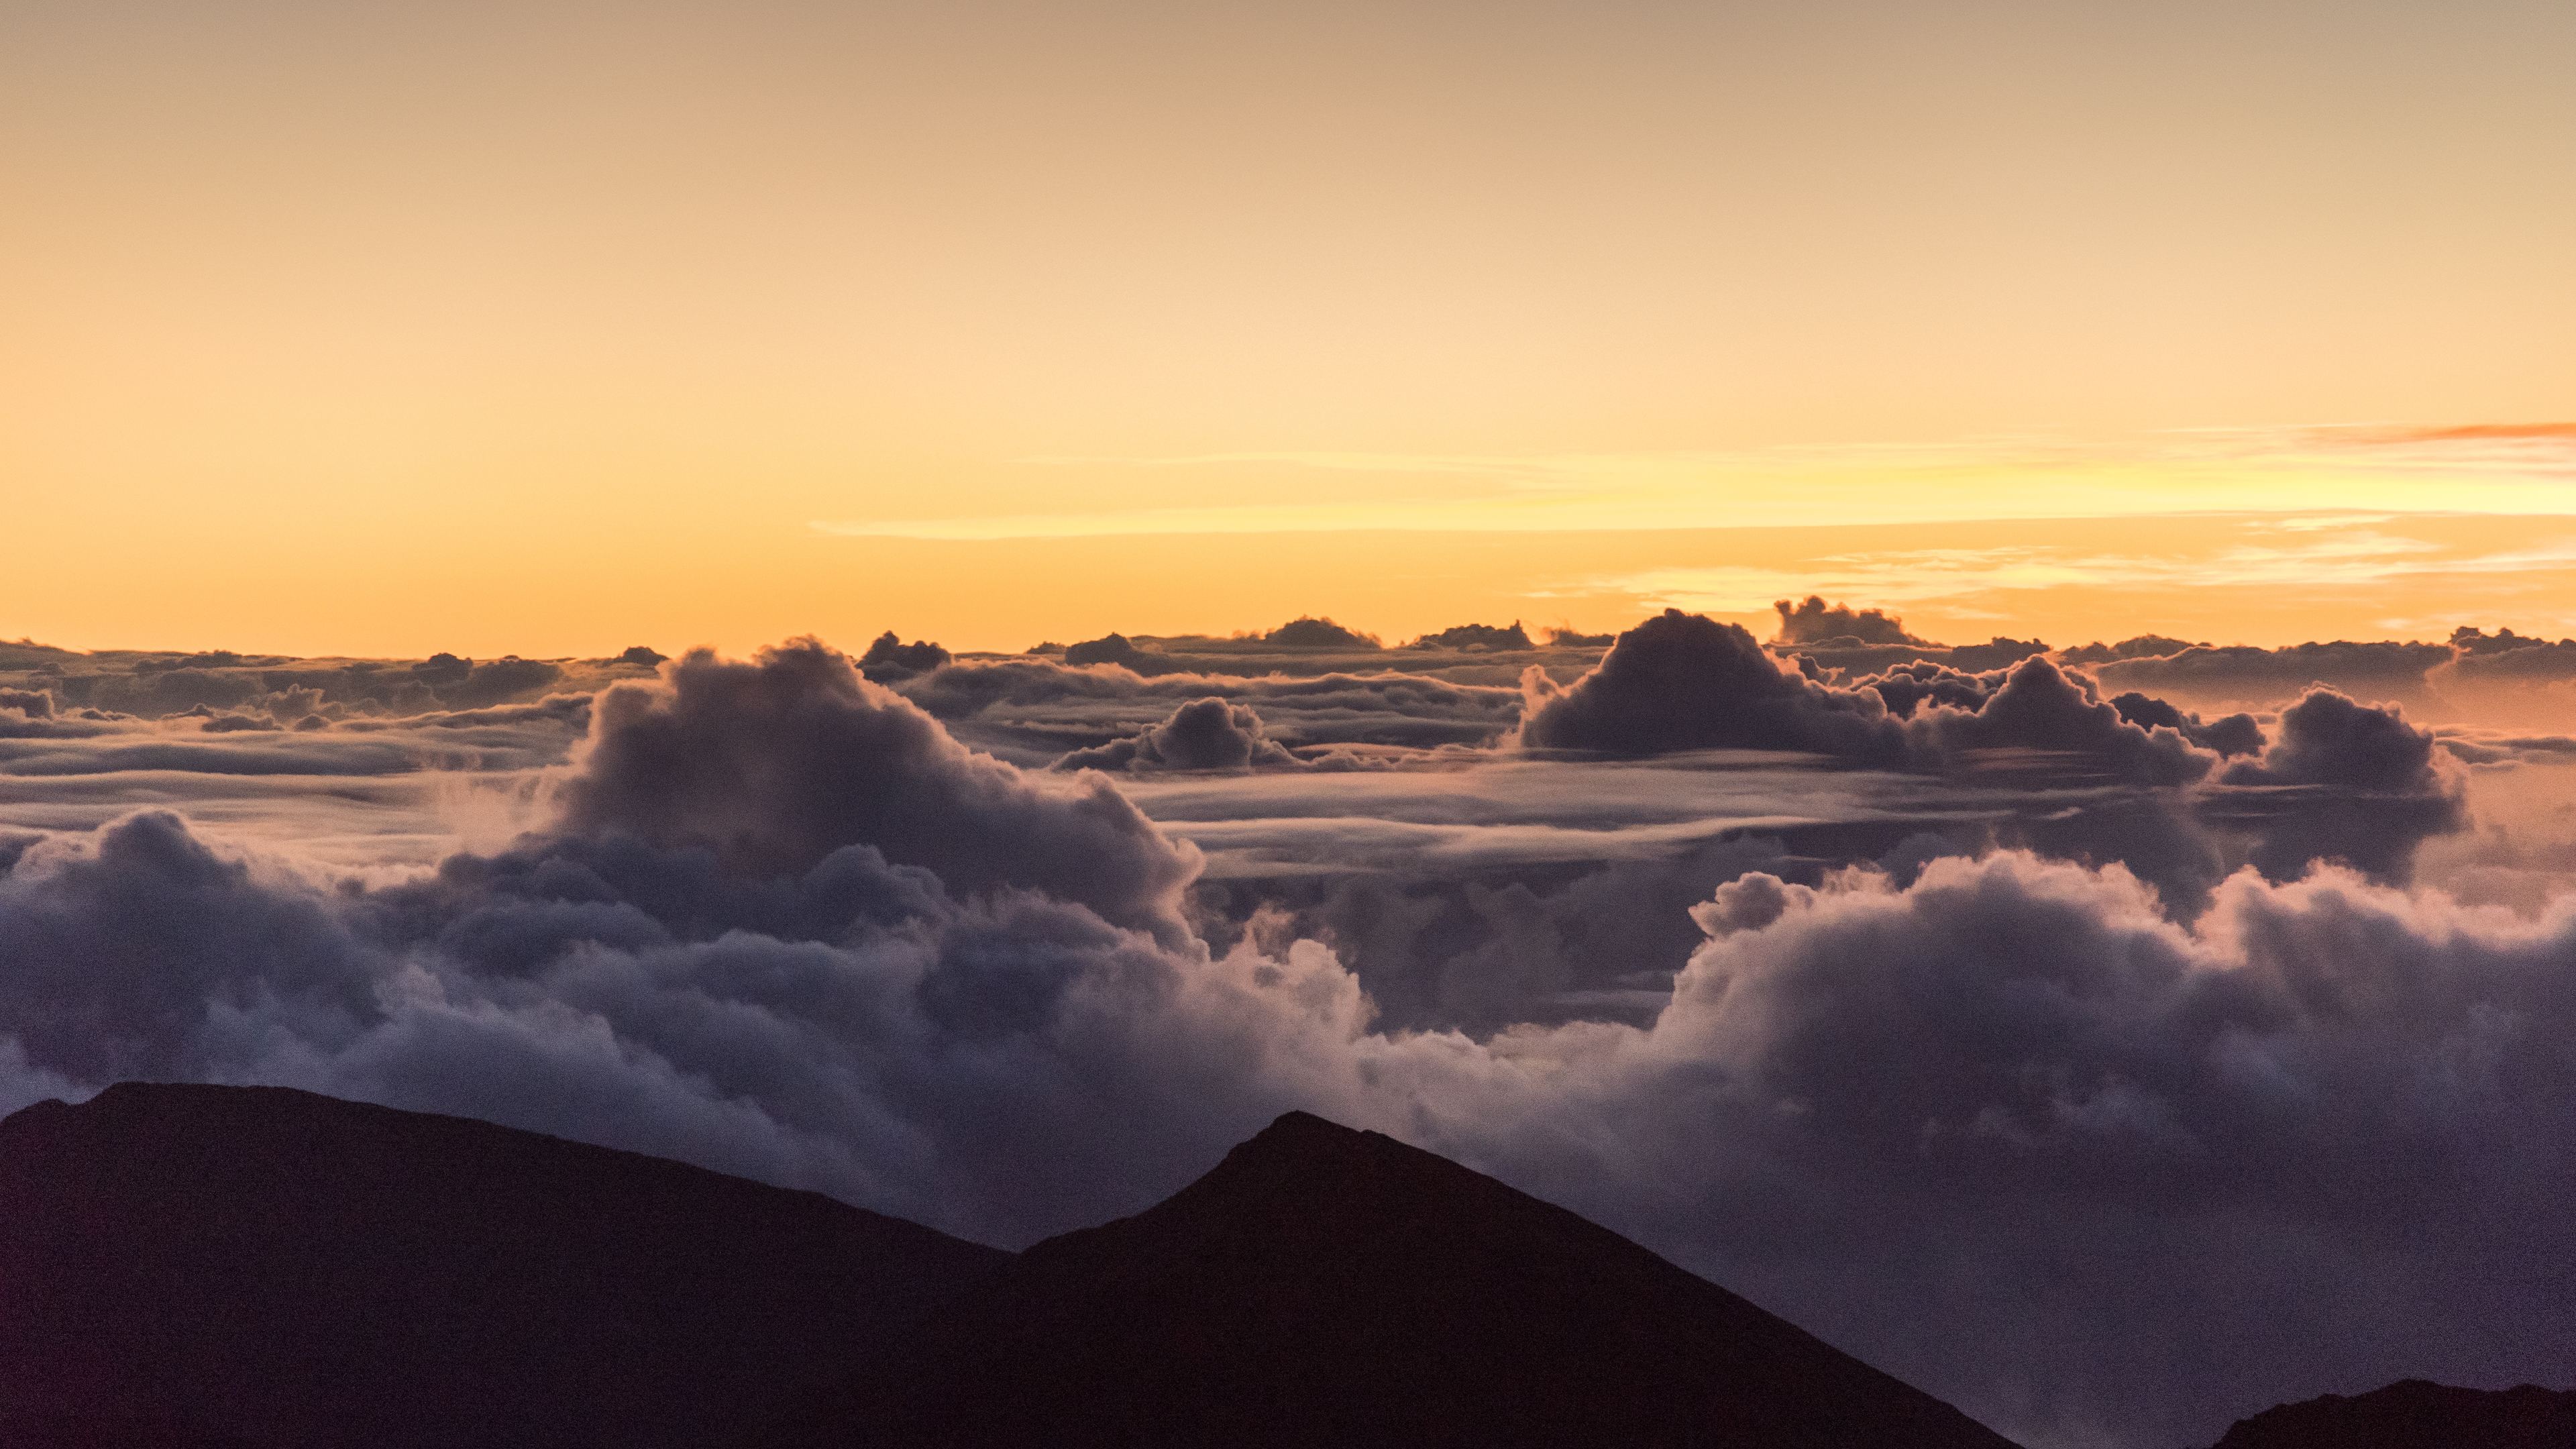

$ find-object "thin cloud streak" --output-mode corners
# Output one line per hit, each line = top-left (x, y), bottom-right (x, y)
(815, 427), (2576, 540)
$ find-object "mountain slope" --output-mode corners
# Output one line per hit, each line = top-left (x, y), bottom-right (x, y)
(2208, 1379), (2576, 1448)
(0, 1083), (1008, 1449)
(774, 1110), (2021, 1448)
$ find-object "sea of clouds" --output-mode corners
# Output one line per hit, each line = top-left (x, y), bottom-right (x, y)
(4, 606), (2575, 1448)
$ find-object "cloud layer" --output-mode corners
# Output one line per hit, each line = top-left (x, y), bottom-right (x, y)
(1, 635), (2572, 1449)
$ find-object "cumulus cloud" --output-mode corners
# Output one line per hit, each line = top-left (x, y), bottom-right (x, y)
(2210, 690), (2469, 884)
(2222, 690), (2455, 794)
(1055, 698), (1302, 773)
(549, 640), (1198, 938)
(1405, 622), (1534, 651)
(857, 631), (953, 683)
(1902, 657), (2214, 786)
(1262, 616), (1380, 650)
(2108, 691), (2265, 757)
(1772, 595), (1925, 647)
(1517, 610), (1906, 761)
(1, 795), (2570, 1449)
(1521, 612), (2218, 788)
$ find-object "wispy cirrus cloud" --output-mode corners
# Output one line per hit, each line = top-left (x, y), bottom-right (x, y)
(814, 425), (2576, 540)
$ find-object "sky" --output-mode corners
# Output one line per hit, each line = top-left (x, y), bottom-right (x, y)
(6, 0), (2574, 656)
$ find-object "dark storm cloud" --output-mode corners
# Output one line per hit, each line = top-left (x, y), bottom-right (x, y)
(551, 640), (1197, 939)
(1055, 698), (1303, 773)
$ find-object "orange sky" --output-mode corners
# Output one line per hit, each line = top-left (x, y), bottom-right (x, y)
(4, 0), (2571, 657)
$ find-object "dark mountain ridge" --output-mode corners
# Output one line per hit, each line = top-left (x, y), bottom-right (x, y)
(2202, 1377), (2576, 1448)
(0, 1083), (1005, 1449)
(765, 1110), (2021, 1448)
(2, 1083), (2541, 1449)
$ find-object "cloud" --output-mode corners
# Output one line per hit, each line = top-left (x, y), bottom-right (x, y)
(0, 735), (426, 777)
(1263, 616), (1380, 650)
(857, 631), (952, 684)
(1, 805), (2571, 1448)
(2058, 635), (2205, 665)
(2107, 691), (2265, 757)
(2221, 690), (2455, 795)
(0, 689), (55, 720)
(549, 639), (1199, 939)
(1772, 595), (1925, 647)
(1517, 610), (1907, 761)
(2209, 690), (2469, 885)
(1519, 611), (2217, 789)
(0, 643), (2571, 1448)
(1403, 622), (1534, 651)
(435, 657), (567, 710)
(2092, 641), (2453, 708)
(1612, 853), (2576, 1446)
(1782, 637), (2054, 676)
(1055, 698), (1303, 773)
(901, 657), (1527, 759)
(1900, 657), (2215, 787)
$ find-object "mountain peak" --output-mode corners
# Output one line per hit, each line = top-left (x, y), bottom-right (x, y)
(775, 1112), (2021, 1448)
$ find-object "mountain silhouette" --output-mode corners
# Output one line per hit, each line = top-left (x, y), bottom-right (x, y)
(766, 1109), (2020, 1448)
(2205, 1378), (2576, 1448)
(0, 1083), (1006, 1449)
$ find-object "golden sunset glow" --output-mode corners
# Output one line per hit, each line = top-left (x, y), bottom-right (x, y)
(5, 1), (2573, 655)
